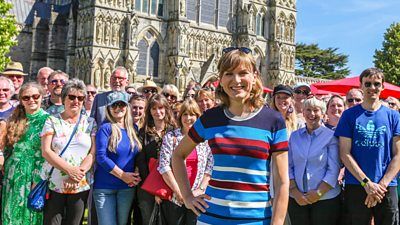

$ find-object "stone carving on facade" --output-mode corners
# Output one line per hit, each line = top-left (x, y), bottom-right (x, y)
(93, 66), (102, 88)
(96, 16), (104, 44)
(104, 20), (111, 45)
(180, 0), (186, 17)
(112, 21), (119, 46)
(103, 66), (111, 89)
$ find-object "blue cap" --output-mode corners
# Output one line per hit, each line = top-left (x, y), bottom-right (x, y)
(107, 91), (129, 106)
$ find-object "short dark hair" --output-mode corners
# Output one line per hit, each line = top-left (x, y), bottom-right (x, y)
(359, 68), (385, 84)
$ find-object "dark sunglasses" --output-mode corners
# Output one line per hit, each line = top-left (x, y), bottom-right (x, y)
(347, 98), (362, 103)
(51, 79), (66, 85)
(222, 47), (252, 54)
(143, 89), (157, 94)
(21, 94), (41, 101)
(87, 91), (97, 95)
(111, 101), (127, 109)
(364, 82), (382, 88)
(186, 94), (195, 99)
(127, 91), (136, 95)
(163, 92), (177, 100)
(0, 88), (10, 92)
(294, 89), (310, 95)
(388, 102), (396, 107)
(67, 94), (85, 102)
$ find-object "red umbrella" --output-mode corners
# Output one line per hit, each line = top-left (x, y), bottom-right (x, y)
(312, 76), (400, 99)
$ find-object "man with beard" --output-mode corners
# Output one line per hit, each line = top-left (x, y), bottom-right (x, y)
(84, 84), (97, 116)
(43, 70), (69, 115)
(90, 66), (129, 125)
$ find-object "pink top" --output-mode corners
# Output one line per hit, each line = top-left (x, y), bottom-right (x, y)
(186, 149), (198, 187)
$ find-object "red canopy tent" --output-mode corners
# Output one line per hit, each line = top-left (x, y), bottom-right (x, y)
(312, 76), (400, 99)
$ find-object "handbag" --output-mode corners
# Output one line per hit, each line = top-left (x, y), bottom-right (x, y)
(141, 158), (173, 200)
(27, 112), (83, 212)
(149, 202), (165, 225)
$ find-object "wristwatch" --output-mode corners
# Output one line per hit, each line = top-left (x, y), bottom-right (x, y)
(199, 186), (205, 191)
(316, 189), (323, 197)
(361, 178), (370, 187)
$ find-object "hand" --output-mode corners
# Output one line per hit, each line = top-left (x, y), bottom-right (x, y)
(155, 196), (162, 205)
(130, 172), (141, 187)
(364, 181), (386, 200)
(63, 177), (80, 190)
(292, 189), (311, 206)
(183, 194), (211, 216)
(67, 166), (85, 182)
(174, 190), (184, 205)
(192, 188), (205, 197)
(120, 172), (136, 185)
(364, 194), (379, 208)
(338, 168), (345, 186)
(305, 190), (320, 204)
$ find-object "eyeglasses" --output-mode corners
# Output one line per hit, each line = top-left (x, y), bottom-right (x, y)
(21, 94), (41, 101)
(111, 101), (127, 109)
(294, 89), (310, 95)
(7, 75), (23, 79)
(111, 76), (127, 81)
(127, 91), (136, 95)
(51, 79), (66, 85)
(143, 89), (157, 94)
(163, 93), (177, 100)
(186, 94), (195, 99)
(364, 82), (382, 88)
(67, 95), (85, 102)
(347, 98), (362, 103)
(87, 91), (97, 95)
(222, 47), (252, 54)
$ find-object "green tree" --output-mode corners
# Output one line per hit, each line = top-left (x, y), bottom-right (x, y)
(295, 43), (350, 79)
(0, 1), (18, 71)
(374, 22), (400, 85)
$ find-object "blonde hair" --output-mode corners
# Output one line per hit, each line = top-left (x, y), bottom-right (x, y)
(271, 96), (297, 134)
(216, 50), (265, 109)
(105, 104), (141, 153)
(5, 82), (44, 148)
(177, 100), (202, 128)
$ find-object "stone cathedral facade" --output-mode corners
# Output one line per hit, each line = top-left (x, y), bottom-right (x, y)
(10, 0), (296, 91)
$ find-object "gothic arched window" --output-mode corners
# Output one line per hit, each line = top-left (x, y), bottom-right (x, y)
(136, 36), (160, 77)
(135, 0), (163, 16)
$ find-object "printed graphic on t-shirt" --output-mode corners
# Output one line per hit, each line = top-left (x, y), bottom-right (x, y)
(355, 120), (386, 147)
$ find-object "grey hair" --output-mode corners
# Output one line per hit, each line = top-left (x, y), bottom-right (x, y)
(162, 84), (180, 100)
(48, 70), (69, 81)
(112, 66), (129, 78)
(61, 79), (87, 103)
(303, 97), (326, 113)
(37, 67), (54, 77)
(0, 76), (15, 96)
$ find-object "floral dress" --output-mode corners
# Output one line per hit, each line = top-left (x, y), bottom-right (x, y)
(2, 109), (49, 225)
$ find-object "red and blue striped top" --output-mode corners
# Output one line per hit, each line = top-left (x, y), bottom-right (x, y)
(188, 105), (288, 225)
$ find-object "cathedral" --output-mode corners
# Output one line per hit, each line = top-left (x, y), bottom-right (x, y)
(10, 0), (296, 92)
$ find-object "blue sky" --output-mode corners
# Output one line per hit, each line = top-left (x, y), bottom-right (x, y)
(296, 0), (400, 76)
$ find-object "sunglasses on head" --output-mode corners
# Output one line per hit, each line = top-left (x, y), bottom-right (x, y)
(364, 82), (382, 88)
(51, 79), (66, 85)
(87, 91), (97, 95)
(222, 47), (252, 54)
(163, 92), (177, 100)
(111, 101), (127, 109)
(294, 89), (310, 95)
(67, 95), (85, 102)
(143, 89), (157, 94)
(347, 98), (362, 103)
(21, 94), (41, 101)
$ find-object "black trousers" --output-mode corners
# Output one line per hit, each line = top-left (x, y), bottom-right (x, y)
(44, 190), (89, 225)
(288, 195), (341, 225)
(137, 187), (155, 225)
(160, 200), (197, 225)
(344, 185), (399, 225)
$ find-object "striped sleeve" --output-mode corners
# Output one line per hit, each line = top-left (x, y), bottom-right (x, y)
(270, 116), (288, 153)
(188, 117), (206, 143)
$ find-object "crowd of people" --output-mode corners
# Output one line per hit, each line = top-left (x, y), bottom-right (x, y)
(0, 48), (398, 225)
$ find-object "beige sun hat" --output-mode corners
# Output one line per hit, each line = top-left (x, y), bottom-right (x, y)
(1, 61), (28, 76)
(137, 78), (162, 93)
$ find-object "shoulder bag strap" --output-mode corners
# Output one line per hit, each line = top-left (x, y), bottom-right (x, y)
(47, 111), (83, 179)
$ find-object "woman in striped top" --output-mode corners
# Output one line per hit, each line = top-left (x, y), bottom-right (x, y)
(172, 47), (290, 225)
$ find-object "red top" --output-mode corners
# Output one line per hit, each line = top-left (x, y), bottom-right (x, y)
(186, 149), (198, 187)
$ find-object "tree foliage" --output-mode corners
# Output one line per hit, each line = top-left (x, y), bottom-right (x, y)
(0, 1), (18, 71)
(295, 43), (350, 80)
(374, 23), (400, 85)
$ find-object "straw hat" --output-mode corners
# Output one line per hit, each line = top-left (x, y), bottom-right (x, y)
(1, 61), (27, 76)
(137, 78), (161, 93)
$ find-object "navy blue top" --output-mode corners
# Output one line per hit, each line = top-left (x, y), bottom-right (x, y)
(335, 105), (400, 186)
(0, 106), (14, 120)
(94, 123), (139, 189)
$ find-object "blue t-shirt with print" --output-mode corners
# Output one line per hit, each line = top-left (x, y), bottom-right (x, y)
(335, 104), (400, 186)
